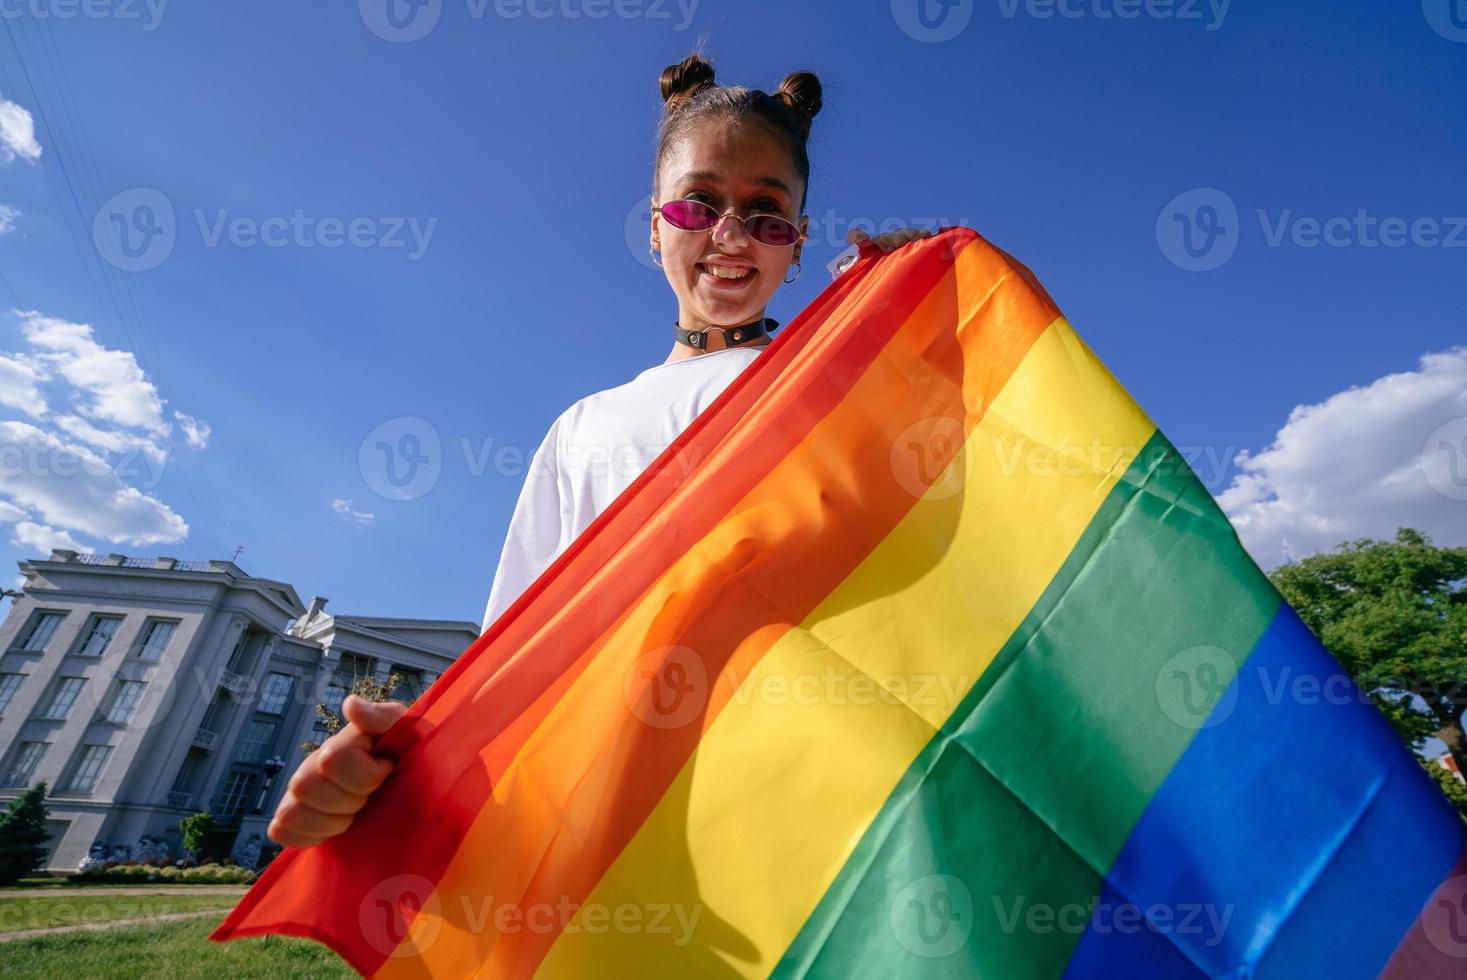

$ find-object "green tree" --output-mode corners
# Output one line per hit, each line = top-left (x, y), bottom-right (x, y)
(179, 810), (214, 855)
(0, 781), (53, 884)
(1270, 527), (1467, 782)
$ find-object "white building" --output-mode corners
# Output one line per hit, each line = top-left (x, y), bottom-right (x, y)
(0, 549), (479, 872)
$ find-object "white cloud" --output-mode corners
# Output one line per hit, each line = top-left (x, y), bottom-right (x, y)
(0, 308), (209, 554)
(0, 420), (187, 545)
(0, 203), (18, 234)
(18, 311), (171, 434)
(331, 498), (375, 527)
(0, 93), (41, 163)
(174, 410), (211, 450)
(1219, 347), (1467, 569)
(53, 413), (167, 466)
(0, 352), (46, 417)
(11, 521), (82, 554)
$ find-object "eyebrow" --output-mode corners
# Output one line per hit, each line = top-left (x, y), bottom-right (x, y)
(675, 170), (793, 197)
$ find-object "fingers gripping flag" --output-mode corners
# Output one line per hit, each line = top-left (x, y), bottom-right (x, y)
(210, 228), (1467, 978)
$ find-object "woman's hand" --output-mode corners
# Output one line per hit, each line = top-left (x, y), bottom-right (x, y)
(267, 694), (408, 848)
(848, 226), (936, 252)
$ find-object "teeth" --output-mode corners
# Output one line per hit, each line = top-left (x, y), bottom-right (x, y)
(703, 265), (752, 280)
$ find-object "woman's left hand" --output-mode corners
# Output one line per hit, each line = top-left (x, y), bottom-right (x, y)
(848, 226), (936, 252)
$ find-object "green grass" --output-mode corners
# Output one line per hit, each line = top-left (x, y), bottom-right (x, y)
(0, 893), (246, 932)
(0, 913), (356, 979)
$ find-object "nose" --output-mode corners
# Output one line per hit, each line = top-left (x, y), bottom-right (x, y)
(710, 209), (750, 249)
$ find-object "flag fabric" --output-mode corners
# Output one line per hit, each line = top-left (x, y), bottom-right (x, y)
(209, 227), (1467, 978)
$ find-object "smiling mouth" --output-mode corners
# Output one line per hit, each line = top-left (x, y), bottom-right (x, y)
(697, 263), (756, 286)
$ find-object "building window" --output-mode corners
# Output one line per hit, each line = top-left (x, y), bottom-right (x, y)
(15, 611), (65, 653)
(75, 616), (122, 657)
(214, 768), (258, 819)
(40, 677), (86, 720)
(0, 673), (24, 715)
(64, 744), (112, 793)
(257, 672), (294, 715)
(102, 680), (146, 724)
(1, 741), (49, 788)
(136, 620), (177, 661)
(237, 720), (278, 764)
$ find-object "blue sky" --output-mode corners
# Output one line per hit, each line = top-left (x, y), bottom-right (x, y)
(0, 1), (1464, 626)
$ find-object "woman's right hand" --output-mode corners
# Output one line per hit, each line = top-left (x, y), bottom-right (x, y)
(267, 694), (408, 848)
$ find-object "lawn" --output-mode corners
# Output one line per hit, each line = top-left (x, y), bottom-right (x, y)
(0, 912), (355, 979)
(0, 892), (246, 932)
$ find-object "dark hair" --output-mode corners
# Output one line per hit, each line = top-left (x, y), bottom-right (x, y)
(655, 50), (823, 215)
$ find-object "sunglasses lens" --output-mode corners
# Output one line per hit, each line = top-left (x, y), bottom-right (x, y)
(748, 215), (800, 247)
(660, 199), (718, 231)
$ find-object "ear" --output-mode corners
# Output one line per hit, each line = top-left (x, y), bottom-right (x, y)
(649, 207), (660, 250)
(793, 214), (809, 263)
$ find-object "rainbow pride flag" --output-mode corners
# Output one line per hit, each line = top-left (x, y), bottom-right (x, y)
(210, 228), (1467, 977)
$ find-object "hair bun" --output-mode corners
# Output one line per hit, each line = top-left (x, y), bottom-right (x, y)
(660, 53), (716, 115)
(774, 71), (823, 139)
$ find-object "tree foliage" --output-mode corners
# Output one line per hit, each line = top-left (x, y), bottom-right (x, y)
(1270, 527), (1467, 817)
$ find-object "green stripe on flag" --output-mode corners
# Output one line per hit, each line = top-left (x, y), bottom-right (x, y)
(774, 431), (1281, 978)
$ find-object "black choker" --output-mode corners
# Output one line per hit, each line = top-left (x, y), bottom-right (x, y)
(675, 316), (778, 352)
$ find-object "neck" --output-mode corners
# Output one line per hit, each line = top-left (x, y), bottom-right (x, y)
(665, 313), (772, 363)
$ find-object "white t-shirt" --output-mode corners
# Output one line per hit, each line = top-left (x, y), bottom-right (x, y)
(480, 244), (861, 632)
(480, 344), (766, 632)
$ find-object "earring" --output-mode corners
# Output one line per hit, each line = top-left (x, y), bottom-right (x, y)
(783, 262), (802, 284)
(649, 246), (664, 269)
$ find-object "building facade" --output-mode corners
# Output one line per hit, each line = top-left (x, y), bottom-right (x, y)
(0, 549), (479, 873)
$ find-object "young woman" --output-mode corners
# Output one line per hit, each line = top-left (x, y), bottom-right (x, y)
(268, 52), (933, 850)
